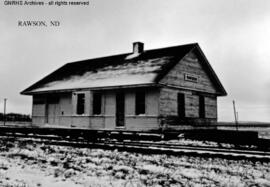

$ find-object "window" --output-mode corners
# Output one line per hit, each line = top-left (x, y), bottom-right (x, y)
(199, 95), (205, 118)
(76, 93), (85, 115)
(184, 73), (198, 83)
(178, 93), (185, 117)
(135, 91), (145, 115)
(93, 92), (102, 115)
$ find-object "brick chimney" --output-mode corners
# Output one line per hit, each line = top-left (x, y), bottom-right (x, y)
(133, 42), (144, 54)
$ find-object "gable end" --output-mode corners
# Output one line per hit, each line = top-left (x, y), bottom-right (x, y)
(158, 45), (227, 96)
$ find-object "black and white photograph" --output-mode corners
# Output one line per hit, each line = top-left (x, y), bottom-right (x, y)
(1, 0), (270, 186)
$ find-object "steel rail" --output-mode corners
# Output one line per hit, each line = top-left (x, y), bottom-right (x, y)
(1, 132), (264, 152)
(1, 133), (270, 162)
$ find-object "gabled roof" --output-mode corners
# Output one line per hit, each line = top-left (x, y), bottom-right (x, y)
(21, 43), (227, 96)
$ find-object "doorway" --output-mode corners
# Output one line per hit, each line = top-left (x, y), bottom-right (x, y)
(45, 96), (60, 125)
(116, 92), (125, 127)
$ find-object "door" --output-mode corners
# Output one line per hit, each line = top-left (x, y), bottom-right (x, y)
(178, 93), (185, 118)
(116, 92), (125, 127)
(45, 96), (60, 125)
(199, 95), (205, 118)
(48, 104), (60, 125)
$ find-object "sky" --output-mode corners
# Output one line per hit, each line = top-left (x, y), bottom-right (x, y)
(0, 0), (270, 122)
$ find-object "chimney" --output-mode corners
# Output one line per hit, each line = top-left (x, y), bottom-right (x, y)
(133, 42), (144, 54)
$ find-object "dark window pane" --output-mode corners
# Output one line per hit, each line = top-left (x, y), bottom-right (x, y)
(77, 93), (85, 115)
(199, 96), (205, 118)
(178, 93), (185, 118)
(135, 91), (145, 115)
(93, 92), (102, 115)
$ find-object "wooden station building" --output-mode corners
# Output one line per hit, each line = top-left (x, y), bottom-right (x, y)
(21, 42), (227, 131)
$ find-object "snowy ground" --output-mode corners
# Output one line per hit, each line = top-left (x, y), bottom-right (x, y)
(0, 138), (270, 187)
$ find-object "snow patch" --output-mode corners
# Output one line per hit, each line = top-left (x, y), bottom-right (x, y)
(31, 57), (173, 92)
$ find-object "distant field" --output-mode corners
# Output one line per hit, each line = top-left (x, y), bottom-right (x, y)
(0, 121), (32, 126)
(218, 121), (270, 127)
(217, 122), (270, 130)
(215, 122), (270, 139)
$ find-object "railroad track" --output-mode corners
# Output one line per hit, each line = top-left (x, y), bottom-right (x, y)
(1, 132), (270, 162)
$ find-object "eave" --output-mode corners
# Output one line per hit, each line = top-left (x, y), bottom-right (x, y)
(21, 83), (160, 95)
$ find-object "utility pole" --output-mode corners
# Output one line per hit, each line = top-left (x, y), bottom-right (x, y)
(233, 100), (238, 131)
(3, 98), (7, 126)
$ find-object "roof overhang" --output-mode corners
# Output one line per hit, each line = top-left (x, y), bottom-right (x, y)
(21, 83), (160, 95)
